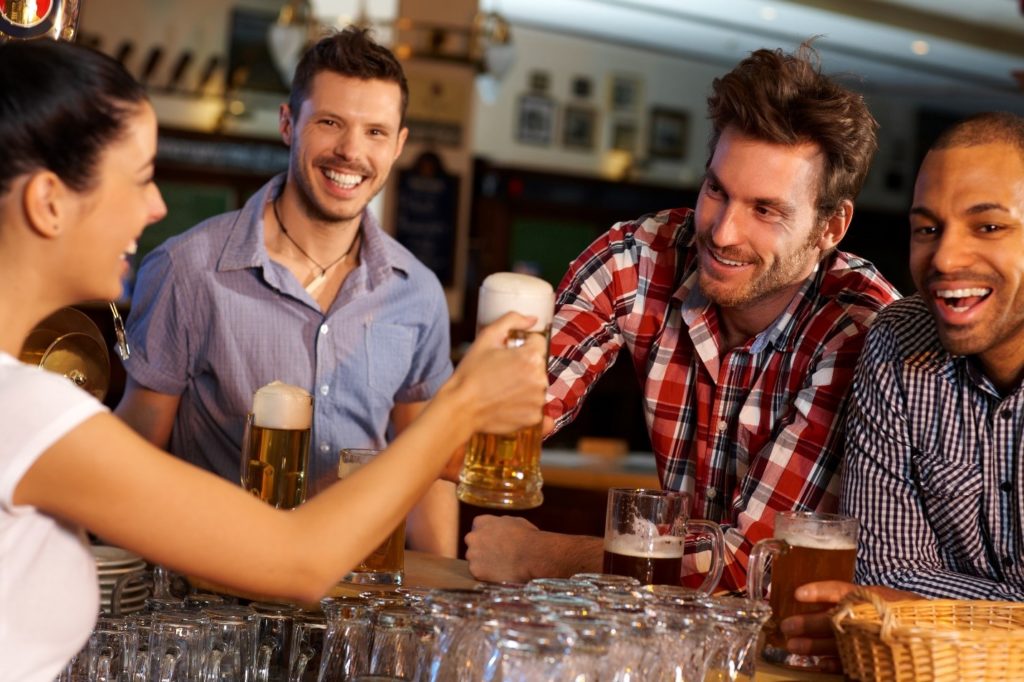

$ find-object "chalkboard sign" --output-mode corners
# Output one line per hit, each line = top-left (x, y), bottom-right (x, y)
(394, 152), (459, 286)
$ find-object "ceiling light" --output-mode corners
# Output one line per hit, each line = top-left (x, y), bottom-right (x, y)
(911, 40), (929, 56)
(759, 6), (777, 21)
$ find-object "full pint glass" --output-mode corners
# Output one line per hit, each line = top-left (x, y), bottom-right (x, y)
(240, 381), (313, 509)
(337, 449), (405, 585)
(747, 511), (858, 670)
(456, 272), (554, 510)
(602, 488), (725, 592)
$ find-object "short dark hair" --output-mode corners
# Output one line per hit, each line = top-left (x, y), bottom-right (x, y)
(0, 40), (147, 196)
(706, 43), (878, 221)
(289, 26), (409, 126)
(931, 111), (1024, 155)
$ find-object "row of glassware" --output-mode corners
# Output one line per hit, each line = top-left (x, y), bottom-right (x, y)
(57, 572), (770, 682)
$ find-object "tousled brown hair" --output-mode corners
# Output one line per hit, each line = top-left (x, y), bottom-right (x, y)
(289, 26), (408, 126)
(706, 42), (878, 222)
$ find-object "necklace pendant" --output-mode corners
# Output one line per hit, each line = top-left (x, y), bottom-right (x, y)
(305, 271), (328, 296)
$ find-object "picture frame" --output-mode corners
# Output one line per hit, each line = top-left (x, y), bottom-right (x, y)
(562, 105), (597, 151)
(516, 93), (556, 146)
(571, 75), (592, 99)
(648, 107), (690, 160)
(609, 73), (643, 113)
(611, 119), (638, 153)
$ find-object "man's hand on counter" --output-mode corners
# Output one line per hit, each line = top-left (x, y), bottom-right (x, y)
(464, 515), (604, 583)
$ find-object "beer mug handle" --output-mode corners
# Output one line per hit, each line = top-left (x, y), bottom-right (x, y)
(747, 537), (789, 601)
(156, 650), (181, 682)
(687, 519), (726, 594)
(240, 413), (255, 488)
(201, 647), (225, 682)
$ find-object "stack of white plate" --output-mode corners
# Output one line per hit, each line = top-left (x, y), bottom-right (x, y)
(92, 545), (149, 614)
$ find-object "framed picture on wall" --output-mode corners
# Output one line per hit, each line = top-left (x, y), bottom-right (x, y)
(609, 73), (643, 113)
(516, 93), (556, 146)
(611, 119), (638, 153)
(648, 107), (689, 160)
(563, 105), (597, 151)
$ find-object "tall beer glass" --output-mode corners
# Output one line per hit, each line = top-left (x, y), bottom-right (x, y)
(602, 488), (725, 592)
(337, 449), (405, 585)
(747, 511), (858, 671)
(240, 381), (313, 509)
(456, 272), (554, 510)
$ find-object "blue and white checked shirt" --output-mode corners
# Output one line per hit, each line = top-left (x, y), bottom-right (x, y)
(842, 295), (1024, 600)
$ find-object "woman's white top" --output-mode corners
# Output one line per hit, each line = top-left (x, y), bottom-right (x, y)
(0, 352), (107, 682)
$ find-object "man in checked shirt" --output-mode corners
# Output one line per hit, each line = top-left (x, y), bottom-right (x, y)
(780, 113), (1024, 658)
(464, 43), (900, 591)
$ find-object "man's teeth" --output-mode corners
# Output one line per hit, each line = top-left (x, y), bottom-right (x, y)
(935, 287), (992, 313)
(935, 288), (991, 299)
(713, 252), (746, 267)
(125, 241), (137, 256)
(325, 169), (363, 188)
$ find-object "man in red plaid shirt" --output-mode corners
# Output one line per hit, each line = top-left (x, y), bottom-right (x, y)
(465, 44), (900, 591)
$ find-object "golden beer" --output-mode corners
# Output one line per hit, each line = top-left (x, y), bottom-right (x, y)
(338, 449), (405, 585)
(240, 381), (313, 510)
(457, 273), (554, 510)
(748, 512), (858, 671)
(242, 422), (310, 509)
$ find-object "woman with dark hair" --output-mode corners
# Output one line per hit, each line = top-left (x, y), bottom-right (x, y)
(0, 39), (547, 679)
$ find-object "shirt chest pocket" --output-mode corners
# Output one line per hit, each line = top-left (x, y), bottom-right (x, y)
(912, 450), (985, 562)
(366, 323), (415, 402)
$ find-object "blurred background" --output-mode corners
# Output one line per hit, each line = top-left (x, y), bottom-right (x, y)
(66, 0), (1024, 453)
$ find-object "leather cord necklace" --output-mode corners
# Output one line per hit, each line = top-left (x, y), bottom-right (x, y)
(272, 197), (361, 296)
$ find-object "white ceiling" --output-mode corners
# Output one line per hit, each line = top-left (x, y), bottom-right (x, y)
(478, 0), (1024, 103)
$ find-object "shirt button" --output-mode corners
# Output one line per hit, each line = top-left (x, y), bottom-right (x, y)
(1001, 481), (1013, 493)
(1003, 556), (1014, 569)
(1001, 409), (1013, 420)
(319, 443), (330, 453)
(320, 385), (329, 396)
(705, 487), (718, 500)
(320, 324), (329, 335)
(716, 420), (727, 433)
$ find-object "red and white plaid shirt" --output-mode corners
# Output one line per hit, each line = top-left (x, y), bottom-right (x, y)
(545, 208), (900, 590)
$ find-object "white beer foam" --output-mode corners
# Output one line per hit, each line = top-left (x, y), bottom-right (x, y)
(477, 272), (554, 331)
(605, 532), (685, 559)
(776, 529), (856, 551)
(252, 381), (312, 430)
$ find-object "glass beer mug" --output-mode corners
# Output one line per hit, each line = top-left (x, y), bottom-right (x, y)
(240, 381), (313, 509)
(456, 272), (554, 510)
(337, 449), (406, 585)
(602, 488), (725, 591)
(747, 511), (858, 671)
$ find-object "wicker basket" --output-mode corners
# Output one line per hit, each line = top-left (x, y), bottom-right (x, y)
(831, 588), (1024, 681)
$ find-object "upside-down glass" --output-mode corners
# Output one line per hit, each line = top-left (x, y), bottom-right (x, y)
(240, 382), (313, 509)
(337, 448), (406, 586)
(456, 272), (554, 510)
(603, 488), (725, 591)
(319, 597), (373, 681)
(747, 511), (858, 671)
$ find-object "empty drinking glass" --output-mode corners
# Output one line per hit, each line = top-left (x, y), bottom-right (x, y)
(319, 597), (373, 681)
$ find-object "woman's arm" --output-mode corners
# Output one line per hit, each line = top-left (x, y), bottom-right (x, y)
(14, 314), (547, 603)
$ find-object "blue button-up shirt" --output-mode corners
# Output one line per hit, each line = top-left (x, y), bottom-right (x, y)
(843, 295), (1024, 600)
(124, 175), (452, 491)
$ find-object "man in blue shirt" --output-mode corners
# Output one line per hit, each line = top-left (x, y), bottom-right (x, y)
(781, 111), (1024, 660)
(116, 28), (457, 555)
